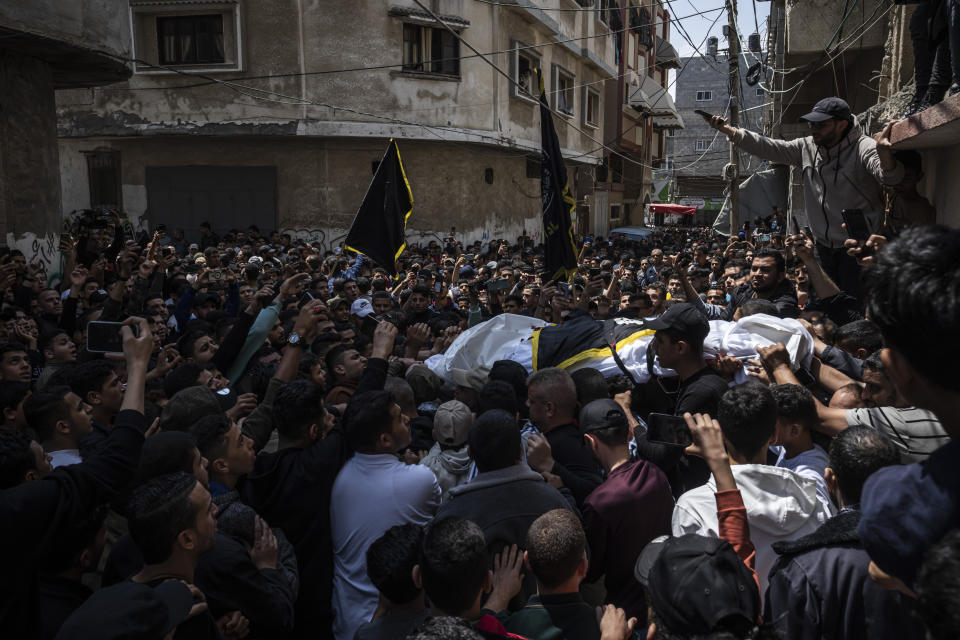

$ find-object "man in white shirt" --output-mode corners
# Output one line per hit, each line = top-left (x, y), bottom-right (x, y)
(330, 390), (440, 640)
(23, 385), (93, 469)
(672, 384), (833, 596)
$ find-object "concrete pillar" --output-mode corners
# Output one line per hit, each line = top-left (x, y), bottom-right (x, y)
(0, 51), (61, 241)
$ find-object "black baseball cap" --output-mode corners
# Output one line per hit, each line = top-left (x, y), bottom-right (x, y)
(56, 580), (195, 639)
(641, 302), (709, 343)
(634, 534), (759, 637)
(800, 97), (851, 123)
(579, 398), (628, 433)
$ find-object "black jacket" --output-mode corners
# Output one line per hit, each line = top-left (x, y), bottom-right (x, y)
(542, 423), (603, 508)
(727, 280), (799, 319)
(104, 530), (297, 638)
(0, 409), (146, 639)
(765, 508), (925, 640)
(241, 427), (347, 639)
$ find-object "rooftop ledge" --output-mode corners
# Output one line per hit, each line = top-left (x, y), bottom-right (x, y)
(890, 92), (960, 150)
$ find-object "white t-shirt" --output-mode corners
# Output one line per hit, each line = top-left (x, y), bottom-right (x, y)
(771, 444), (832, 509)
(330, 453), (439, 640)
(49, 449), (82, 468)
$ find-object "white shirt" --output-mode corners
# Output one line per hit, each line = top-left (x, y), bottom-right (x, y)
(672, 464), (834, 595)
(330, 453), (439, 640)
(48, 449), (82, 468)
(771, 444), (832, 509)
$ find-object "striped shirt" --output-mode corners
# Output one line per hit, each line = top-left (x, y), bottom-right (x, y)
(846, 406), (950, 463)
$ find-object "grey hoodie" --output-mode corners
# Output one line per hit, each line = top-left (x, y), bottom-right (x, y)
(420, 443), (472, 502)
(672, 464), (835, 596)
(732, 118), (904, 248)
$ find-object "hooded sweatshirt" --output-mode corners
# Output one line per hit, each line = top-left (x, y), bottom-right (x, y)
(420, 443), (472, 502)
(731, 118), (904, 248)
(672, 464), (835, 595)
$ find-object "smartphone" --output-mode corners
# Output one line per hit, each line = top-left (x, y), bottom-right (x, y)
(488, 278), (511, 292)
(588, 267), (601, 279)
(841, 209), (871, 241)
(646, 413), (692, 447)
(558, 282), (570, 298)
(209, 269), (223, 281)
(465, 253), (475, 261)
(585, 236), (592, 243)
(840, 209), (874, 257)
(694, 109), (715, 121)
(87, 321), (139, 354)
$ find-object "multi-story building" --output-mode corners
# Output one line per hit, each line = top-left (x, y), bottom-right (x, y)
(55, 0), (625, 250)
(1, 1), (130, 275)
(587, 0), (683, 237)
(664, 46), (767, 225)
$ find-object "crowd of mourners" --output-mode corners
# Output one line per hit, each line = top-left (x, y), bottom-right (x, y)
(1, 209), (959, 640)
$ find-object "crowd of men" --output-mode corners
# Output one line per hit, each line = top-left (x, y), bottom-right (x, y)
(1, 200), (958, 640)
(0, 93), (955, 639)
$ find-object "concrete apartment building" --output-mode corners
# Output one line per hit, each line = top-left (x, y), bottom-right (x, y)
(586, 0), (683, 238)
(664, 48), (766, 223)
(54, 0), (627, 250)
(0, 1), (130, 274)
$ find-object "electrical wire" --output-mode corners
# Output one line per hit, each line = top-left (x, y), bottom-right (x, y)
(566, 1), (725, 168)
(112, 5), (725, 92)
(92, 1), (733, 181)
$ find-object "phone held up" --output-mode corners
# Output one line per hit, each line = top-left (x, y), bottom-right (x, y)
(645, 413), (693, 448)
(87, 321), (139, 354)
(841, 208), (874, 257)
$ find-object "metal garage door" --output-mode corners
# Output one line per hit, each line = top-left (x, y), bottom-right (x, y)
(145, 166), (277, 245)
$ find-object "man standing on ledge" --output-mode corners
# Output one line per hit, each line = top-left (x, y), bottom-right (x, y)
(702, 97), (903, 296)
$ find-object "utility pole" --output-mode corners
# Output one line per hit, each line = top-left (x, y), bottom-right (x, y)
(727, 0), (740, 237)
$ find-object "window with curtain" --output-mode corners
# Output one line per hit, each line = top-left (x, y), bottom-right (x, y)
(157, 15), (225, 65)
(402, 24), (460, 76)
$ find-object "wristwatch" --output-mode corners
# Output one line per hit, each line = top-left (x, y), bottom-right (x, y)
(287, 332), (303, 348)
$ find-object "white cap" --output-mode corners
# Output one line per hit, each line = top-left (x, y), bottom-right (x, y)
(350, 298), (374, 318)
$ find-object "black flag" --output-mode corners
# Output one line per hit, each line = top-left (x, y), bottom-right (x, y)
(538, 74), (579, 283)
(344, 139), (413, 275)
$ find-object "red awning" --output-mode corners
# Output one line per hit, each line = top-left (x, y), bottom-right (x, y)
(649, 203), (697, 215)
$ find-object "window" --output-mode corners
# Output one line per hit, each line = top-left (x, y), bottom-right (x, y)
(525, 156), (541, 179)
(610, 155), (623, 184)
(156, 15), (225, 65)
(512, 44), (541, 101)
(629, 6), (653, 47)
(402, 24), (460, 76)
(130, 2), (241, 73)
(756, 87), (764, 97)
(553, 66), (575, 115)
(610, 204), (621, 220)
(584, 88), (600, 127)
(696, 140), (708, 152)
(597, 0), (619, 28)
(85, 149), (122, 209)
(696, 90), (713, 101)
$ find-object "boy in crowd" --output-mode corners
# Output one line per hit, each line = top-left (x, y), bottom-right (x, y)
(769, 384), (832, 508)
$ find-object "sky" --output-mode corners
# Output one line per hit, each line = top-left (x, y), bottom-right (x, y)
(663, 0), (770, 97)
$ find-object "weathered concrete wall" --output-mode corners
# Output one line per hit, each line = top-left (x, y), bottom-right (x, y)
(58, 136), (556, 250)
(0, 53), (61, 242)
(0, 0), (130, 61)
(785, 0), (887, 55)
